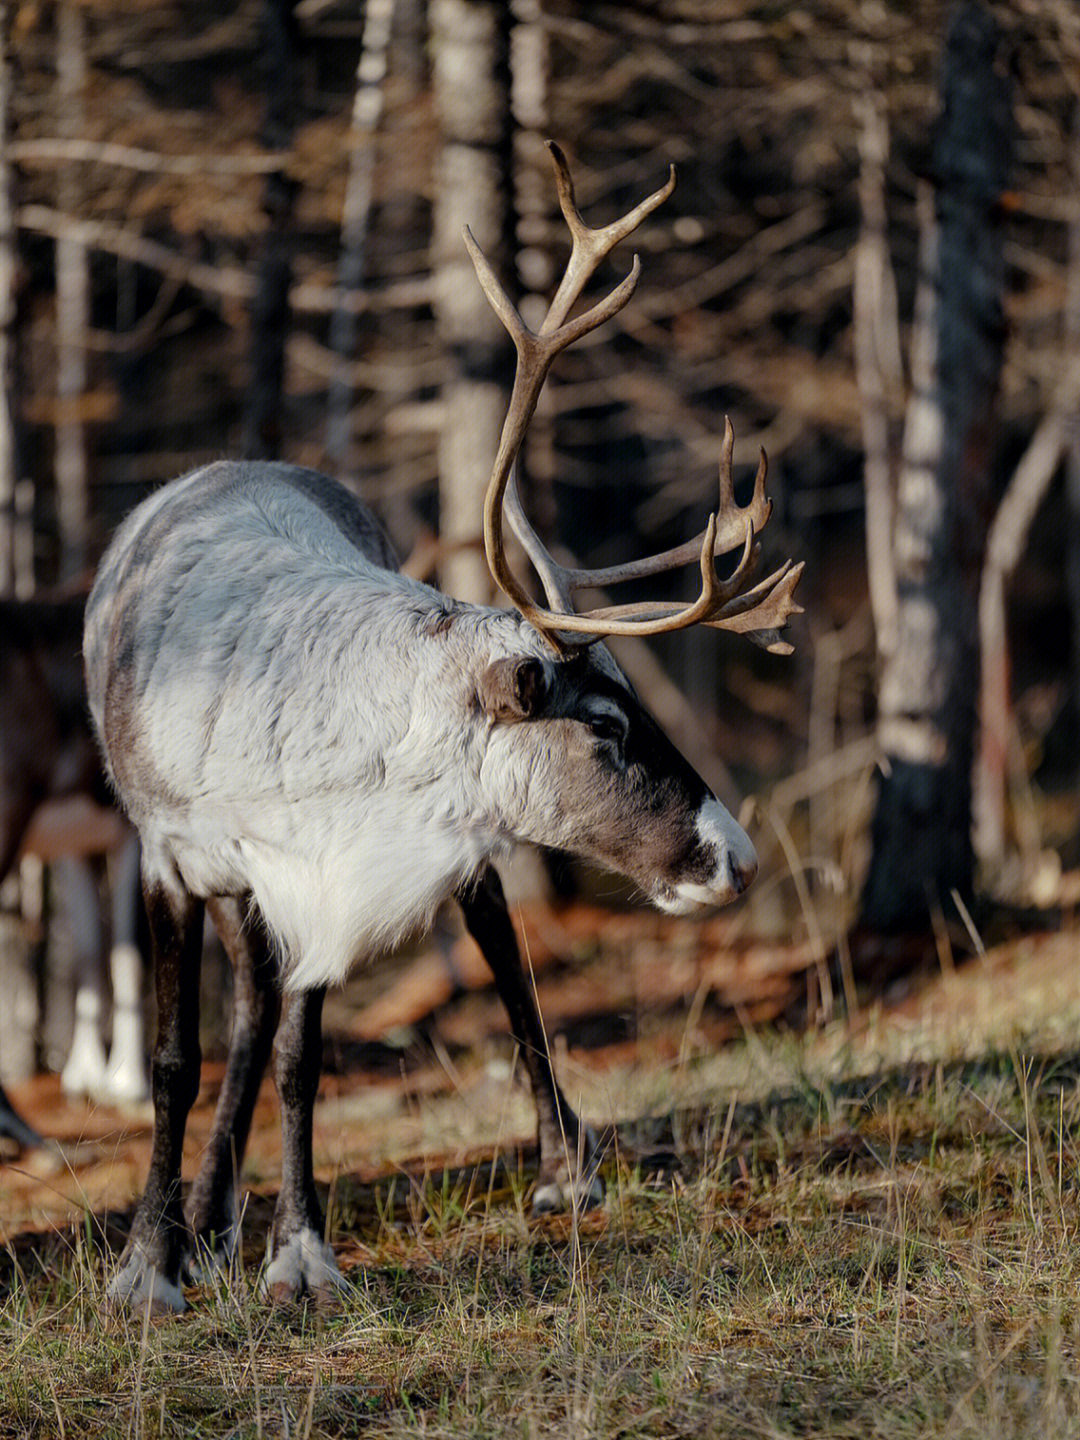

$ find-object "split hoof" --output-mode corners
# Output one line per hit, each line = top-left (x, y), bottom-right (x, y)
(261, 1229), (348, 1308)
(533, 1127), (605, 1215)
(185, 1235), (240, 1288)
(186, 1193), (242, 1286)
(533, 1169), (605, 1215)
(107, 1251), (187, 1315)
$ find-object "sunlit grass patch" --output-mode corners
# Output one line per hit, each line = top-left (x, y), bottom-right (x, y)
(5, 1026), (1080, 1437)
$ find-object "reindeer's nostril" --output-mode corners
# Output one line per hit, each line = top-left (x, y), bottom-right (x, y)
(727, 850), (757, 894)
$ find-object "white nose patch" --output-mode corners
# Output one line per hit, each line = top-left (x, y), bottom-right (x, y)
(659, 799), (758, 915)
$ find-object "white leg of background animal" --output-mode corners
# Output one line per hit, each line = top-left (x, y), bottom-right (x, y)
(54, 855), (110, 1099)
(52, 838), (147, 1106)
(103, 832), (149, 1103)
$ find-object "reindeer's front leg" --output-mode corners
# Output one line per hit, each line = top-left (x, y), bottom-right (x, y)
(457, 866), (603, 1213)
(262, 984), (345, 1303)
(107, 878), (203, 1314)
(186, 894), (281, 1274)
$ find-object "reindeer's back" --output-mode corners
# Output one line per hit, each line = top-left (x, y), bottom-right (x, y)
(89, 461), (396, 622)
(83, 461), (499, 983)
(84, 462), (407, 803)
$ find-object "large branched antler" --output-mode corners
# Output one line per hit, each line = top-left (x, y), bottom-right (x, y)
(466, 141), (803, 655)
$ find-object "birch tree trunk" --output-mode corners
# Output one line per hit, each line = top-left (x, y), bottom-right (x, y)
(430, 0), (511, 605)
(54, 0), (89, 580)
(510, 0), (554, 540)
(859, 3), (1011, 934)
(325, 0), (395, 479)
(852, 45), (902, 667)
(430, 0), (558, 904)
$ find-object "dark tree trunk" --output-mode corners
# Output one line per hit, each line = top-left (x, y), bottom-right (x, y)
(0, 1), (18, 595)
(0, 9), (36, 1116)
(859, 4), (1011, 934)
(242, 0), (300, 461)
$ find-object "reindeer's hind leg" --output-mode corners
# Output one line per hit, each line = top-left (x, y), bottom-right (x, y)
(107, 872), (203, 1314)
(186, 895), (280, 1275)
(456, 865), (603, 1214)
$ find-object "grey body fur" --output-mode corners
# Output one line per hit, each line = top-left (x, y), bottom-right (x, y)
(88, 463), (546, 986)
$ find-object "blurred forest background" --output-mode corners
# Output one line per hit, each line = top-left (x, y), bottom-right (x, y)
(2, 0), (1080, 1094)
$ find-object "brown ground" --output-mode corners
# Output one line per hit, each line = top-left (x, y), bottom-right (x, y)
(1, 903), (1078, 1260)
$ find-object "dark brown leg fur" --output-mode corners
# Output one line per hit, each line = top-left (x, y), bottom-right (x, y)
(456, 865), (602, 1213)
(186, 896), (280, 1269)
(107, 877), (203, 1312)
(262, 985), (345, 1302)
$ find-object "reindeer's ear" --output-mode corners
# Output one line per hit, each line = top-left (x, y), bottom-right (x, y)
(478, 657), (549, 723)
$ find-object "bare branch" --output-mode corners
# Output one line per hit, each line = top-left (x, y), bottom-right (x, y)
(17, 205), (435, 315)
(9, 137), (286, 176)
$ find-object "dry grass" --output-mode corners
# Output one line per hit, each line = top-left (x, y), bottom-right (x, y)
(4, 930), (1080, 1438)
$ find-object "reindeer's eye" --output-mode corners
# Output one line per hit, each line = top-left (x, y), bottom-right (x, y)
(586, 712), (626, 748)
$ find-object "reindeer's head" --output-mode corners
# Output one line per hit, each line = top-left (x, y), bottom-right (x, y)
(466, 144), (803, 912)
(476, 641), (757, 912)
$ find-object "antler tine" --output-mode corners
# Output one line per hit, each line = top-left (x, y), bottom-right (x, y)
(464, 220), (642, 648)
(467, 143), (802, 653)
(491, 411), (799, 641)
(552, 419), (770, 594)
(718, 414), (736, 511)
(463, 226), (640, 371)
(476, 144), (679, 634)
(706, 559), (806, 655)
(582, 520), (756, 623)
(543, 141), (677, 335)
(503, 467), (576, 611)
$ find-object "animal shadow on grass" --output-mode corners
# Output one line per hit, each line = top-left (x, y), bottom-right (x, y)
(3, 1043), (1076, 1313)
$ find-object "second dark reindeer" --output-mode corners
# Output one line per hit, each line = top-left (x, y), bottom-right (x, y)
(0, 596), (145, 1150)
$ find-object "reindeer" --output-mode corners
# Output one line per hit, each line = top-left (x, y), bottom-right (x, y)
(84, 145), (802, 1313)
(0, 595), (147, 1148)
